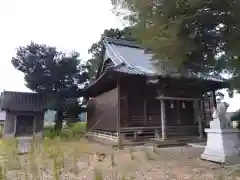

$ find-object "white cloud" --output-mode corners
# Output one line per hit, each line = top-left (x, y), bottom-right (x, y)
(227, 95), (240, 112)
(219, 89), (240, 112)
(0, 0), (123, 92)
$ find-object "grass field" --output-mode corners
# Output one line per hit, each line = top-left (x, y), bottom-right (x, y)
(0, 122), (240, 180)
(0, 136), (240, 180)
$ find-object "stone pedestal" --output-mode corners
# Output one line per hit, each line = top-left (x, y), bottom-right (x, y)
(201, 128), (240, 163)
(17, 137), (33, 154)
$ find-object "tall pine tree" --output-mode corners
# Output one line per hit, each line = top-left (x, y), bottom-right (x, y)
(112, 0), (240, 91)
(86, 27), (136, 81)
(12, 42), (88, 132)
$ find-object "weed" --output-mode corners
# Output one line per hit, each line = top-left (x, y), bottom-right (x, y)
(23, 165), (29, 180)
(96, 152), (106, 162)
(121, 176), (127, 180)
(145, 149), (155, 161)
(0, 164), (4, 180)
(5, 138), (21, 170)
(53, 155), (61, 180)
(217, 175), (226, 180)
(94, 168), (103, 180)
(29, 140), (41, 180)
(152, 143), (158, 154)
(87, 154), (91, 166)
(129, 147), (134, 160)
(111, 151), (117, 167)
(72, 145), (79, 175)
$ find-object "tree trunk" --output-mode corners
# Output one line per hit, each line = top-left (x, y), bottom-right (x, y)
(54, 111), (64, 135)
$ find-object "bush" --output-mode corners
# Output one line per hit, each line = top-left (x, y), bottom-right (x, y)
(43, 122), (86, 140)
(68, 122), (86, 138)
(43, 127), (58, 139)
(69, 122), (86, 131)
(231, 111), (240, 122)
(60, 128), (73, 139)
(230, 111), (240, 129)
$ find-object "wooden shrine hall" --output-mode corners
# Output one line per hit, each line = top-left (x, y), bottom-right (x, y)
(83, 38), (228, 145)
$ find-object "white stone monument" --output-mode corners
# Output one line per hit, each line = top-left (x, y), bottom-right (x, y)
(201, 101), (240, 163)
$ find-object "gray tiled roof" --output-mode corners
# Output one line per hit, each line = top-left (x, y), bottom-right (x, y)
(103, 38), (224, 82)
(0, 91), (48, 112)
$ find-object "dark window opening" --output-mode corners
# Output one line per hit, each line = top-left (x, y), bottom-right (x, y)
(15, 115), (34, 137)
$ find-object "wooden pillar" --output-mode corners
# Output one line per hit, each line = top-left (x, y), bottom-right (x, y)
(194, 100), (203, 139)
(212, 90), (217, 108)
(2, 119), (6, 136)
(33, 116), (36, 137)
(177, 101), (181, 125)
(13, 115), (17, 137)
(143, 99), (147, 125)
(201, 98), (206, 126)
(125, 95), (128, 126)
(200, 99), (204, 126)
(117, 83), (121, 147)
(160, 98), (166, 140)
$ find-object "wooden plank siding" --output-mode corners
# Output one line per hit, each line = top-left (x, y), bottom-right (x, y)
(86, 75), (213, 139)
(119, 77), (203, 137)
(203, 95), (214, 126)
(86, 88), (118, 132)
(1, 91), (47, 112)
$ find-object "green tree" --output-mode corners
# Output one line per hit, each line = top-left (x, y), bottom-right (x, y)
(12, 42), (88, 132)
(112, 0), (240, 90)
(86, 27), (135, 81)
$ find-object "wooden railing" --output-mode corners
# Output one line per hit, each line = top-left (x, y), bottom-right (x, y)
(167, 126), (198, 137)
(125, 115), (162, 127)
(120, 125), (199, 140)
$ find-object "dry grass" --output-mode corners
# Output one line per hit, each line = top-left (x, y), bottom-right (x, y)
(0, 137), (240, 180)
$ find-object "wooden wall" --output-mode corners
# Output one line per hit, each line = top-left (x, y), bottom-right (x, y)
(120, 76), (147, 127)
(3, 111), (44, 137)
(87, 88), (118, 132)
(86, 74), (212, 139)
(119, 76), (202, 130)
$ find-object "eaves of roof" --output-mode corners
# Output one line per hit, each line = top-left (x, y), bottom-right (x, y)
(82, 63), (124, 94)
(103, 38), (226, 83)
(0, 91), (48, 112)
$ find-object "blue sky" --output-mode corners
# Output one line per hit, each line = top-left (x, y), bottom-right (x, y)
(0, 0), (239, 112)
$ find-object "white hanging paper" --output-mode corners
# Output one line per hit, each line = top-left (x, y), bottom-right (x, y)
(182, 101), (186, 108)
(170, 101), (174, 108)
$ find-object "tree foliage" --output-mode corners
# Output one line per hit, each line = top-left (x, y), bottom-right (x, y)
(112, 0), (240, 90)
(12, 42), (88, 131)
(86, 27), (136, 81)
